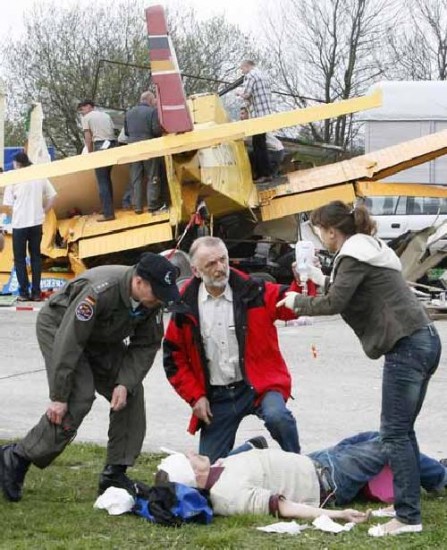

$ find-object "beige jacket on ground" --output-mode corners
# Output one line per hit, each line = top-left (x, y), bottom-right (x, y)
(210, 449), (320, 516)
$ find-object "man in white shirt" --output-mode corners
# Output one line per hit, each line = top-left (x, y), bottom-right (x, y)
(78, 100), (117, 222)
(3, 152), (57, 301)
(163, 237), (307, 463)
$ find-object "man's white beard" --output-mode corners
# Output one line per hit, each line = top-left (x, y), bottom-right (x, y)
(200, 269), (229, 289)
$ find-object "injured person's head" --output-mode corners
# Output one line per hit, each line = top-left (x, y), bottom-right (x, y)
(156, 451), (211, 489)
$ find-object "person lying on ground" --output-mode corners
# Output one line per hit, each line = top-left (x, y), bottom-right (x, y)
(155, 431), (447, 527)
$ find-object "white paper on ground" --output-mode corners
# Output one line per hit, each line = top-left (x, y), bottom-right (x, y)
(257, 521), (309, 534)
(93, 487), (135, 515)
(312, 515), (355, 533)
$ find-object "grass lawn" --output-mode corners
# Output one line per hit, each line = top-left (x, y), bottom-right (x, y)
(0, 442), (446, 549)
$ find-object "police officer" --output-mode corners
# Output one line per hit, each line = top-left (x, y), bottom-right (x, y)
(0, 252), (184, 502)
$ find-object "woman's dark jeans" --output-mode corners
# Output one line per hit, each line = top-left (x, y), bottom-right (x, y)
(380, 324), (441, 525)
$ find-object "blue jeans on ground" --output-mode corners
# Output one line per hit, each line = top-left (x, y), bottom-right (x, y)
(380, 323), (441, 525)
(199, 382), (300, 464)
(94, 140), (116, 218)
(309, 431), (446, 506)
(307, 432), (446, 506)
(12, 224), (43, 297)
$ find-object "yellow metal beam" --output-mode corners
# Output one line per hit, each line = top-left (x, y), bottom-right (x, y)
(0, 90), (382, 188)
(243, 89), (381, 138)
(260, 180), (447, 223)
(78, 222), (173, 259)
(281, 129), (447, 198)
(356, 181), (447, 198)
(259, 183), (356, 221)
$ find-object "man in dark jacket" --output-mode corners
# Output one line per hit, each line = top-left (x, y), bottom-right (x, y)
(124, 91), (163, 213)
(0, 252), (183, 503)
(163, 236), (315, 463)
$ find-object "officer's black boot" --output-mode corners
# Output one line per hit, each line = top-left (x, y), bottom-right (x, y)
(0, 444), (31, 502)
(98, 464), (135, 496)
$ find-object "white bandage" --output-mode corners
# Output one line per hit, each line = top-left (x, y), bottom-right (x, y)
(157, 454), (196, 487)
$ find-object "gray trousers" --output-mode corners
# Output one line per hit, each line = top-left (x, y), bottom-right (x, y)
(130, 158), (161, 210)
(18, 317), (146, 469)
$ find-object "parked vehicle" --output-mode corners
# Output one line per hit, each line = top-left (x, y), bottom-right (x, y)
(360, 195), (447, 242)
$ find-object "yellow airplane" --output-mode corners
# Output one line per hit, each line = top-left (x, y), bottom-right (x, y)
(1, 4), (446, 289)
(0, 76), (384, 285)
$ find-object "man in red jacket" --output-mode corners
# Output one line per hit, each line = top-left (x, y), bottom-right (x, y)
(163, 236), (315, 463)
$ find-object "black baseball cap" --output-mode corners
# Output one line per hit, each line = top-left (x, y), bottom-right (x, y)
(136, 252), (186, 311)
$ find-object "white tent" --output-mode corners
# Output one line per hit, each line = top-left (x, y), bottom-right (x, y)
(362, 81), (447, 121)
(363, 81), (447, 184)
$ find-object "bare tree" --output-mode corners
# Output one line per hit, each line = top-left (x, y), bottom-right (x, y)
(167, 7), (260, 96)
(387, 0), (447, 81)
(1, 0), (150, 156)
(1, 1), (257, 157)
(266, 0), (395, 150)
(4, 119), (27, 148)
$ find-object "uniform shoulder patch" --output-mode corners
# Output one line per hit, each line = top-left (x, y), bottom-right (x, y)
(75, 297), (95, 321)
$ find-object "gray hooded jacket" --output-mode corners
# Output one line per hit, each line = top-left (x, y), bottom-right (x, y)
(293, 234), (429, 359)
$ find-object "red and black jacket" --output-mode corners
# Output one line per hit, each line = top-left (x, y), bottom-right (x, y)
(163, 268), (315, 434)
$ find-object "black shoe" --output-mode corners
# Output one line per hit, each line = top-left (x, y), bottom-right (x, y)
(134, 209), (143, 215)
(31, 293), (42, 302)
(0, 444), (30, 502)
(98, 464), (136, 496)
(247, 436), (268, 450)
(97, 215), (115, 222)
(16, 294), (31, 302)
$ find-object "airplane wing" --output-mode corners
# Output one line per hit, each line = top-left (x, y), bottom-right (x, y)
(0, 89), (382, 188)
(259, 129), (447, 220)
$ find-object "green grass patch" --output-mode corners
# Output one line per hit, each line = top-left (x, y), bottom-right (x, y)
(0, 442), (446, 549)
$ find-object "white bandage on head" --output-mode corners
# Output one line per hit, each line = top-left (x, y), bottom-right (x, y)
(157, 453), (197, 487)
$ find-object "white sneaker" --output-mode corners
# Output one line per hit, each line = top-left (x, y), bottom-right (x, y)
(368, 521), (422, 537)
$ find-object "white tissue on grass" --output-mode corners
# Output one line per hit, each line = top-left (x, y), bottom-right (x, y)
(94, 487), (135, 515)
(257, 521), (309, 534)
(312, 515), (355, 533)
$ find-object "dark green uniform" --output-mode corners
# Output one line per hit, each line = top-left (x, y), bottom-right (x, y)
(17, 265), (164, 468)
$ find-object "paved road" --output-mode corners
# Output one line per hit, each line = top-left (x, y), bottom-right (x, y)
(0, 310), (446, 459)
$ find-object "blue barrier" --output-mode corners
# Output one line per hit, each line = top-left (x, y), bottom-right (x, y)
(3, 147), (55, 171)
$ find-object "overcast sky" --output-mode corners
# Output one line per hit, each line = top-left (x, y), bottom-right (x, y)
(0, 0), (261, 42)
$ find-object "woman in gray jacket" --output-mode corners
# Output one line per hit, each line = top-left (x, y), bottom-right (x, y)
(278, 200), (441, 538)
